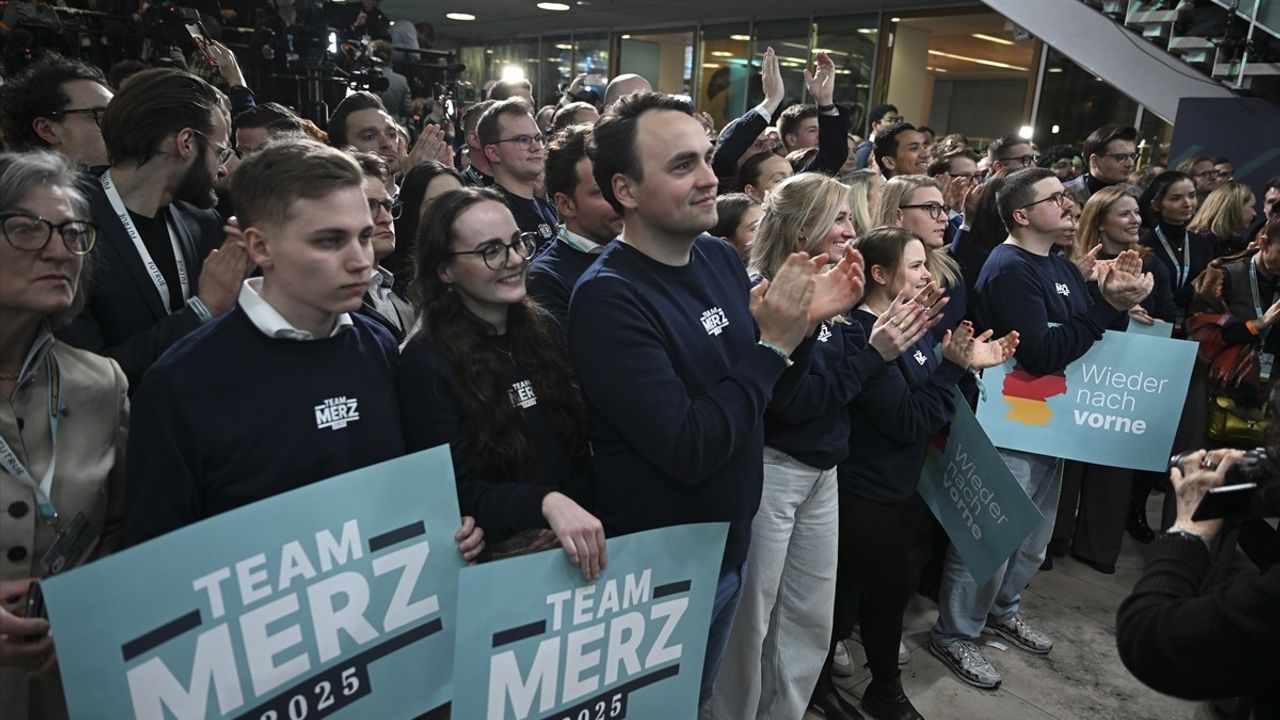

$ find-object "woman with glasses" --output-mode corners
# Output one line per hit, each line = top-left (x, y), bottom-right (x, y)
(0, 151), (128, 718)
(397, 187), (606, 579)
(1188, 182), (1258, 256)
(875, 175), (968, 340)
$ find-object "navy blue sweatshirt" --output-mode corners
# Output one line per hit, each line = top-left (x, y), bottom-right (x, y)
(840, 309), (966, 502)
(497, 184), (559, 247)
(567, 237), (791, 573)
(121, 307), (403, 547)
(765, 318), (888, 470)
(528, 237), (602, 328)
(975, 243), (1123, 375)
(398, 331), (583, 542)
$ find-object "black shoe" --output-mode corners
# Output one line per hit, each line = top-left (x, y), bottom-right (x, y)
(862, 677), (925, 720)
(810, 676), (865, 720)
(1040, 555), (1053, 571)
(1047, 538), (1069, 558)
(1126, 501), (1156, 544)
(1070, 550), (1116, 575)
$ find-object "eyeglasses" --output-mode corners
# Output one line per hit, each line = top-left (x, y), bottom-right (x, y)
(2, 212), (98, 254)
(998, 153), (1040, 168)
(489, 133), (544, 150)
(1190, 170), (1223, 180)
(881, 115), (903, 124)
(49, 107), (108, 127)
(448, 232), (539, 271)
(900, 202), (948, 220)
(1019, 191), (1072, 211)
(1101, 152), (1139, 163)
(368, 197), (403, 220)
(191, 130), (237, 167)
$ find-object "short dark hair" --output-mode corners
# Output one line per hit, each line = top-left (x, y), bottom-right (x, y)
(786, 147), (818, 173)
(737, 151), (780, 193)
(231, 140), (365, 229)
(1265, 174), (1280, 193)
(394, 160), (465, 269)
(709, 192), (761, 239)
(551, 102), (596, 133)
(327, 91), (385, 147)
(589, 92), (693, 215)
(101, 69), (225, 167)
(1213, 156), (1232, 165)
(866, 103), (898, 133)
(1082, 124), (1137, 163)
(988, 135), (1028, 162)
(544, 125), (592, 201)
(0, 55), (108, 152)
(778, 104), (817, 149)
(487, 79), (532, 101)
(873, 121), (918, 171)
(927, 147), (981, 177)
(1175, 154), (1213, 176)
(235, 102), (299, 130)
(996, 166), (1057, 231)
(348, 149), (390, 183)
(476, 98), (534, 147)
(462, 100), (496, 140)
(107, 59), (149, 91)
(1138, 170), (1195, 227)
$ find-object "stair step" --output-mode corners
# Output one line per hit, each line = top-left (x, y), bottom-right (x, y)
(1213, 61), (1280, 77)
(1127, 9), (1180, 25)
(1168, 36), (1214, 50)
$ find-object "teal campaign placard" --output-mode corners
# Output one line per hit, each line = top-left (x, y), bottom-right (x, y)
(975, 329), (1197, 471)
(42, 447), (465, 720)
(919, 390), (1043, 585)
(1125, 320), (1175, 338)
(452, 523), (728, 720)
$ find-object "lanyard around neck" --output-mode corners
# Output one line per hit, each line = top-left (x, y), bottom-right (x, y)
(101, 170), (190, 310)
(1155, 225), (1191, 290)
(0, 352), (62, 523)
(1250, 255), (1277, 344)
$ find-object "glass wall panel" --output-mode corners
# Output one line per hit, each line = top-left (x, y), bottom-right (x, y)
(540, 35), (574, 108)
(698, 24), (752, 128)
(746, 19), (812, 115)
(574, 33), (611, 81)
(1137, 106), (1175, 167)
(1033, 47), (1139, 153)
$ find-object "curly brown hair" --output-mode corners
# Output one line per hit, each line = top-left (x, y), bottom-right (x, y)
(410, 187), (588, 483)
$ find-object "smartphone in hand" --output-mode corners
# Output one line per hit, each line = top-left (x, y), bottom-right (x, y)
(23, 582), (47, 642)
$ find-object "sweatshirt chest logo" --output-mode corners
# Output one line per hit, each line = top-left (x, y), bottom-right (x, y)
(818, 324), (833, 343)
(1055, 283), (1071, 297)
(913, 350), (928, 366)
(700, 307), (730, 336)
(314, 396), (360, 431)
(509, 379), (538, 409)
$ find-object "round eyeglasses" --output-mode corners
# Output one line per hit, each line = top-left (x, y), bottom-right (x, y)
(2, 212), (98, 255)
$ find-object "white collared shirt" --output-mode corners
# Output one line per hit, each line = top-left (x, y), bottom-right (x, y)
(238, 278), (354, 341)
(560, 227), (607, 255)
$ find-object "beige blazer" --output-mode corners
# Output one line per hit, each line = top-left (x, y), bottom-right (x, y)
(1, 336), (128, 720)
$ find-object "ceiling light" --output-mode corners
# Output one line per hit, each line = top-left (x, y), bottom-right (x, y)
(711, 51), (733, 57)
(926, 49), (1027, 71)
(890, 17), (900, 22)
(857, 28), (875, 34)
(1048, 67), (1063, 73)
(445, 12), (475, 20)
(781, 41), (808, 50)
(555, 43), (573, 50)
(621, 34), (631, 39)
(702, 63), (721, 69)
(811, 48), (848, 56)
(1019, 125), (1034, 139)
(730, 34), (750, 41)
(500, 65), (526, 82)
(972, 32), (1014, 46)
(1051, 124), (1061, 134)
(536, 2), (570, 10)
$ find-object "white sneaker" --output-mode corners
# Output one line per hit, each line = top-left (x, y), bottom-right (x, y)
(832, 638), (855, 677)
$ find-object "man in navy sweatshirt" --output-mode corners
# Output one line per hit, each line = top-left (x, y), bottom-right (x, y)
(528, 124), (623, 326)
(569, 92), (861, 707)
(929, 167), (1153, 689)
(120, 141), (482, 563)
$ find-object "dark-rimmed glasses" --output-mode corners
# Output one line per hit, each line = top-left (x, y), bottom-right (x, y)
(998, 153), (1040, 168)
(448, 232), (538, 271)
(368, 198), (403, 220)
(900, 202), (947, 220)
(1019, 191), (1072, 211)
(2, 212), (98, 254)
(1100, 152), (1139, 163)
(488, 133), (545, 150)
(49, 107), (107, 126)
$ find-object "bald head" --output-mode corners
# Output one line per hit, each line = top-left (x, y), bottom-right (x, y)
(603, 74), (653, 108)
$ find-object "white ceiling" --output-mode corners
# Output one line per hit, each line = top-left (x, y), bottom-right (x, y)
(381, 0), (970, 43)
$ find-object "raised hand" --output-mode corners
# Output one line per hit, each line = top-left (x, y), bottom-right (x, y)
(760, 47), (784, 115)
(542, 492), (607, 581)
(804, 51), (836, 107)
(807, 246), (864, 326)
(943, 173), (973, 216)
(751, 252), (816, 356)
(206, 40), (246, 88)
(403, 124), (451, 173)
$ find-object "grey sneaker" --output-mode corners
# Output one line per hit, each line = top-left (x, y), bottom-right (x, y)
(987, 612), (1053, 654)
(832, 638), (855, 677)
(929, 639), (1002, 689)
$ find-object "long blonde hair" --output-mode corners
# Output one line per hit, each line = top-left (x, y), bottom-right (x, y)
(748, 173), (850, 279)
(1188, 181), (1254, 239)
(1073, 185), (1141, 261)
(874, 174), (961, 290)
(841, 168), (879, 235)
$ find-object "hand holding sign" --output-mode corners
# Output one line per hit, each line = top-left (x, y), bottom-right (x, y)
(1099, 249), (1154, 310)
(0, 578), (53, 673)
(456, 515), (486, 563)
(542, 492), (608, 581)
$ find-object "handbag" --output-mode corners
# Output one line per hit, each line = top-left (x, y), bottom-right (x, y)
(1206, 395), (1270, 446)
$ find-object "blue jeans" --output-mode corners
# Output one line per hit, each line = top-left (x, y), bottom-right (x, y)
(700, 562), (746, 706)
(931, 449), (1063, 646)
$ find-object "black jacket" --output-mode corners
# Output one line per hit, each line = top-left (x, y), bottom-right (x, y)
(712, 105), (850, 181)
(58, 171), (223, 392)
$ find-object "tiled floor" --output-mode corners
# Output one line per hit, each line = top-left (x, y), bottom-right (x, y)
(804, 504), (1199, 720)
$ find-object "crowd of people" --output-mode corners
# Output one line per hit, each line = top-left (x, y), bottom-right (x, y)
(0, 27), (1278, 720)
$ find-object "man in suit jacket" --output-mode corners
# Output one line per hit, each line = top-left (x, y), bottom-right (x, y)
(58, 69), (251, 390)
(352, 151), (416, 341)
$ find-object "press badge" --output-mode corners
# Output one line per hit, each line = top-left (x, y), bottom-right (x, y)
(1261, 352), (1275, 383)
(39, 512), (96, 576)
